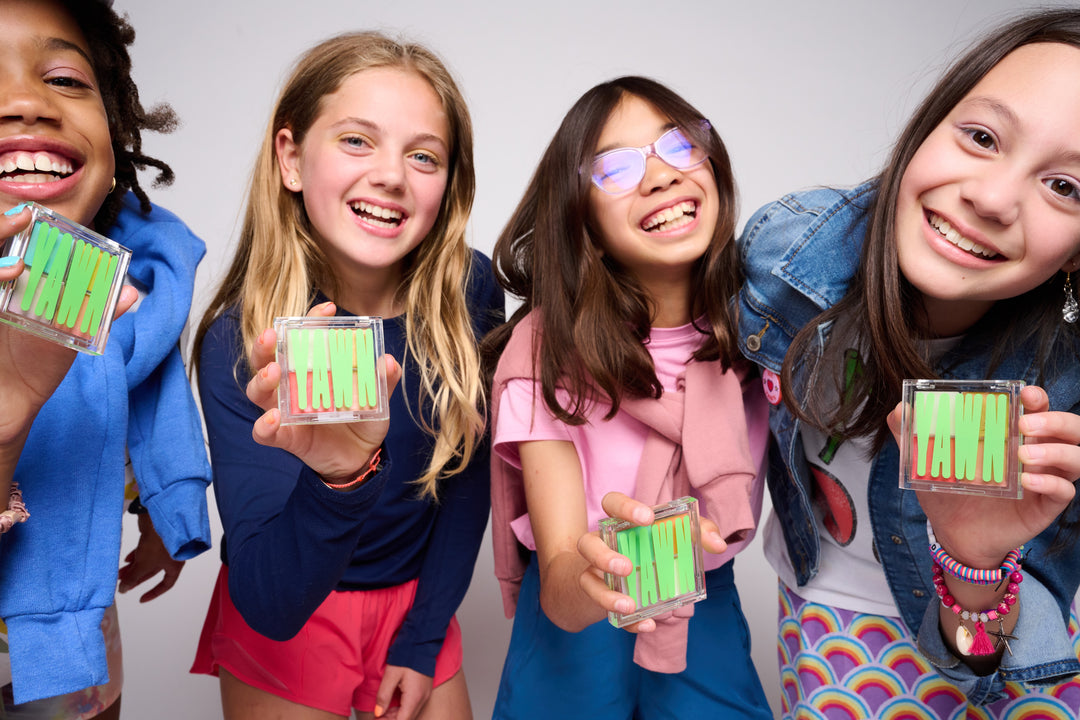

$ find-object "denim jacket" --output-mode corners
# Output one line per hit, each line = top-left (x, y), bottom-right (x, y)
(737, 182), (1080, 702)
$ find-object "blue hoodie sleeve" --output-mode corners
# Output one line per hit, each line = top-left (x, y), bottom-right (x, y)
(198, 311), (390, 640)
(385, 250), (505, 675)
(112, 199), (212, 559)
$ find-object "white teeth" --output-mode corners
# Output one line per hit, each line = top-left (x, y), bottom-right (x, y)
(0, 151), (74, 178)
(360, 201), (401, 220)
(928, 213), (999, 259)
(642, 201), (696, 231)
(8, 173), (61, 184)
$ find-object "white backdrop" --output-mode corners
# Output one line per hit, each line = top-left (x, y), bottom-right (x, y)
(106, 2), (1069, 718)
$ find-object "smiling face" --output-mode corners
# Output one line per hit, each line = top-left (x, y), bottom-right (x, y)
(0, 0), (115, 228)
(895, 42), (1080, 336)
(276, 67), (450, 303)
(587, 95), (719, 308)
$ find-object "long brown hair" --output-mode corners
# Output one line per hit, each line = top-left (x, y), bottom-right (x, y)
(192, 32), (483, 498)
(781, 8), (1080, 449)
(482, 76), (741, 424)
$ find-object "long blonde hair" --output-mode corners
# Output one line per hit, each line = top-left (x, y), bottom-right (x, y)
(193, 32), (484, 498)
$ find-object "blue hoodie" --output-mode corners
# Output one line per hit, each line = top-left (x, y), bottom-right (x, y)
(0, 192), (212, 704)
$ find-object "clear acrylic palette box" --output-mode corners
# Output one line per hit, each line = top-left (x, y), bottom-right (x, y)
(274, 316), (389, 425)
(599, 496), (707, 628)
(899, 379), (1024, 499)
(0, 202), (131, 355)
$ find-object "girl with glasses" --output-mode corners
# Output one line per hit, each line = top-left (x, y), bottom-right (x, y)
(585, 9), (1080, 719)
(189, 31), (503, 720)
(483, 76), (772, 718)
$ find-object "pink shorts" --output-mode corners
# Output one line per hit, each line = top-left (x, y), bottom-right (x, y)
(190, 565), (463, 715)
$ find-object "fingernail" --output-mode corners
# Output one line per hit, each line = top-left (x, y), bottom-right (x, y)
(1021, 444), (1044, 461)
(260, 367), (269, 379)
(4, 203), (26, 216)
(0, 256), (19, 268)
(615, 598), (634, 614)
(374, 705), (385, 718)
(1020, 415), (1045, 433)
(611, 557), (631, 575)
(632, 507), (652, 525)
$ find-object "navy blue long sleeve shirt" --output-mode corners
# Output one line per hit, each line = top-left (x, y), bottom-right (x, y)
(198, 249), (504, 676)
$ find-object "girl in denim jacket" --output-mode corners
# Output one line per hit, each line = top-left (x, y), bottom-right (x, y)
(586, 8), (1080, 719)
(737, 9), (1080, 720)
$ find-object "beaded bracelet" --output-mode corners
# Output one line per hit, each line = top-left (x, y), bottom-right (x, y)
(927, 523), (1023, 586)
(0, 482), (29, 534)
(932, 562), (1023, 656)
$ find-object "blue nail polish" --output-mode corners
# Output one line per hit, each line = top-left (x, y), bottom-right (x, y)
(0, 256), (20, 268)
(3, 204), (27, 216)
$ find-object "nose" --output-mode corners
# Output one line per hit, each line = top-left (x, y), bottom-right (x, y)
(640, 153), (680, 194)
(960, 163), (1022, 226)
(0, 70), (62, 126)
(368, 150), (406, 194)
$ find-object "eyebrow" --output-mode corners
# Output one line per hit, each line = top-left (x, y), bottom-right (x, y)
(964, 96), (1080, 166)
(963, 96), (1020, 128)
(594, 122), (677, 156)
(42, 37), (94, 67)
(330, 117), (449, 152)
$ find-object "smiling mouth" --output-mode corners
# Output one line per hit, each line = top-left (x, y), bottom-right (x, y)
(928, 212), (999, 259)
(349, 200), (403, 229)
(0, 151), (75, 184)
(642, 200), (697, 232)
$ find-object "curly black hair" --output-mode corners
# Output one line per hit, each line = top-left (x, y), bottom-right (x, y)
(60, 0), (177, 229)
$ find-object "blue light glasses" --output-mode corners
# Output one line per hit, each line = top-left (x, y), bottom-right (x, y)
(589, 124), (709, 194)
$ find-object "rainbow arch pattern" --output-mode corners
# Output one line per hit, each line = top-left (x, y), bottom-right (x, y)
(778, 583), (1080, 719)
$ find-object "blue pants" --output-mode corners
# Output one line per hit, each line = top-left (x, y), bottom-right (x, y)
(494, 555), (772, 719)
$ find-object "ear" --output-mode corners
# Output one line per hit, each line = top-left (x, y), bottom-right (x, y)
(275, 128), (302, 192)
(1062, 254), (1080, 274)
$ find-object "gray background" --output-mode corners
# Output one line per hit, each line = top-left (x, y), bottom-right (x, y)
(104, 1), (1069, 717)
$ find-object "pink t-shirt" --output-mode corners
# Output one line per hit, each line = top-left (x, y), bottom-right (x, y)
(493, 321), (768, 572)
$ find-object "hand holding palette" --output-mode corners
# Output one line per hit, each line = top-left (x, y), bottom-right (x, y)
(0, 202), (131, 355)
(599, 496), (707, 628)
(274, 316), (389, 426)
(899, 379), (1024, 499)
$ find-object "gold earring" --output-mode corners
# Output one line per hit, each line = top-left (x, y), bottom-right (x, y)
(1064, 272), (1078, 324)
(108, 177), (116, 194)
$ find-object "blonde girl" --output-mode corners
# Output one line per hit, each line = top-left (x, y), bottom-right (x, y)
(190, 32), (502, 720)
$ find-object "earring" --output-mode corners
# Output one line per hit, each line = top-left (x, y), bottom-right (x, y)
(290, 178), (298, 187)
(108, 177), (116, 194)
(1064, 272), (1079, 324)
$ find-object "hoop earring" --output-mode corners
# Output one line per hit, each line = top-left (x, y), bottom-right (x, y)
(1064, 272), (1079, 324)
(108, 177), (116, 194)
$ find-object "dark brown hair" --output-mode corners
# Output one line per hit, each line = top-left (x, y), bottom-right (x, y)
(482, 76), (741, 424)
(61, 0), (177, 229)
(781, 8), (1080, 449)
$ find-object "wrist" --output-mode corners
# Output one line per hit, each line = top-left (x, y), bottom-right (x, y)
(322, 446), (383, 491)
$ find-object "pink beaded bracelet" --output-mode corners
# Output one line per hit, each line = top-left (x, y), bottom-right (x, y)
(0, 482), (29, 534)
(932, 562), (1023, 657)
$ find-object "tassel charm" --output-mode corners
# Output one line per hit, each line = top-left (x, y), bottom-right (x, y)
(970, 620), (997, 656)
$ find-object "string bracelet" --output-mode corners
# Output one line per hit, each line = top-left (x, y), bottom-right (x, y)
(932, 562), (1023, 656)
(323, 447), (383, 491)
(927, 523), (1023, 586)
(0, 482), (29, 534)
